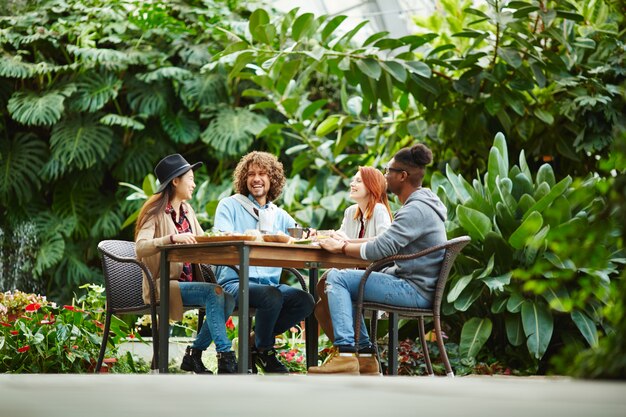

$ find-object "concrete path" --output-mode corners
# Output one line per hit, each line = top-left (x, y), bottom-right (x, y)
(1, 374), (624, 417)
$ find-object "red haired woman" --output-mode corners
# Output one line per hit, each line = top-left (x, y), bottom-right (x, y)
(315, 166), (393, 354)
(335, 166), (393, 240)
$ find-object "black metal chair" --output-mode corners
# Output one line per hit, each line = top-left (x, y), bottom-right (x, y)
(96, 240), (205, 372)
(354, 236), (471, 376)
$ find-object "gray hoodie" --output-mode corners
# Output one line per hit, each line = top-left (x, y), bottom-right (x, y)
(364, 188), (447, 304)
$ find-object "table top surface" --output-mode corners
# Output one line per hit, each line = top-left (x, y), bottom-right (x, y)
(158, 239), (371, 269)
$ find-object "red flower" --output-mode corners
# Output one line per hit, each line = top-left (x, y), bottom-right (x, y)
(17, 345), (30, 353)
(10, 330), (19, 335)
(225, 317), (235, 330)
(63, 305), (75, 311)
(93, 320), (105, 330)
(72, 345), (79, 350)
(40, 313), (55, 325)
(0, 322), (11, 327)
(25, 303), (41, 312)
(128, 332), (136, 339)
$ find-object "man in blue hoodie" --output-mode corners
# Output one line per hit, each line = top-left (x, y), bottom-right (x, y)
(308, 143), (447, 375)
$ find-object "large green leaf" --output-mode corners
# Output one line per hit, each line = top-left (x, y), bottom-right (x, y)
(356, 58), (382, 81)
(521, 300), (553, 359)
(180, 74), (227, 110)
(445, 165), (473, 204)
(161, 110), (200, 144)
(453, 281), (483, 311)
(541, 286), (571, 312)
(291, 13), (316, 41)
(447, 273), (473, 303)
(522, 176), (572, 220)
(0, 133), (48, 205)
(487, 145), (507, 191)
(71, 72), (122, 113)
(8, 89), (68, 126)
(571, 310), (599, 347)
(49, 114), (113, 172)
(505, 313), (524, 346)
(201, 108), (269, 156)
(459, 317), (492, 359)
(457, 205), (492, 241)
(127, 79), (170, 116)
(508, 210), (543, 249)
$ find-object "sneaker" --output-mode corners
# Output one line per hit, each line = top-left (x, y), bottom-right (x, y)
(255, 348), (288, 374)
(308, 351), (359, 375)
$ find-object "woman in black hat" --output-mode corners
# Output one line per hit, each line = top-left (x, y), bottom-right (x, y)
(135, 154), (237, 374)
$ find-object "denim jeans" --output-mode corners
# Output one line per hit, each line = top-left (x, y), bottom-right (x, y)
(325, 268), (431, 349)
(221, 281), (315, 350)
(179, 282), (235, 353)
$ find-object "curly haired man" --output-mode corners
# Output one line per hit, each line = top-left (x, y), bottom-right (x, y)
(214, 151), (315, 373)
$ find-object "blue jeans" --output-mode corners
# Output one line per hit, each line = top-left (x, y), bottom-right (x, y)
(325, 268), (431, 348)
(179, 282), (235, 352)
(221, 281), (315, 350)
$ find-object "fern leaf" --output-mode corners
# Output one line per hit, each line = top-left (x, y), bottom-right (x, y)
(161, 109), (200, 144)
(8, 89), (67, 126)
(137, 66), (193, 83)
(53, 244), (95, 286)
(49, 114), (113, 172)
(180, 73), (227, 110)
(0, 133), (48, 205)
(0, 55), (35, 78)
(52, 182), (99, 238)
(99, 114), (145, 130)
(201, 107), (269, 156)
(70, 71), (122, 112)
(127, 79), (170, 116)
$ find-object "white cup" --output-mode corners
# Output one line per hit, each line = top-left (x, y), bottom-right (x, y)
(258, 209), (276, 234)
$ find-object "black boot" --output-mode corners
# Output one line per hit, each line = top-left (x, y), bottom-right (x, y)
(180, 346), (212, 374)
(217, 351), (238, 374)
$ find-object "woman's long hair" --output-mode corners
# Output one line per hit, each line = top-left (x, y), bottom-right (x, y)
(353, 166), (393, 221)
(135, 185), (173, 240)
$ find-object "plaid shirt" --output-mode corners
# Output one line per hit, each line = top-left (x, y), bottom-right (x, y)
(166, 202), (193, 282)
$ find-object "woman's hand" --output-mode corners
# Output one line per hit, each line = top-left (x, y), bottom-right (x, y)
(171, 232), (197, 244)
(331, 230), (349, 240)
(319, 237), (344, 254)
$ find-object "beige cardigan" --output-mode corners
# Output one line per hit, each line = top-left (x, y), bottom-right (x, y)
(135, 202), (204, 322)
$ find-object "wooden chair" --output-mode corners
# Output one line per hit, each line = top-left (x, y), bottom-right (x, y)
(354, 236), (471, 376)
(96, 240), (205, 372)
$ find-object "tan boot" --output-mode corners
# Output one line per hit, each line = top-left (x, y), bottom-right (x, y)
(357, 354), (381, 376)
(308, 351), (359, 375)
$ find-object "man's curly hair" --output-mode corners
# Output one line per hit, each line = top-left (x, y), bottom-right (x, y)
(233, 151), (286, 202)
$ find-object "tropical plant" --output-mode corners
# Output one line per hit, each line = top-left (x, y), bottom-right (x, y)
(0, 285), (130, 373)
(432, 132), (623, 370)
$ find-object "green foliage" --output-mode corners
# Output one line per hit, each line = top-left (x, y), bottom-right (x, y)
(433, 132), (622, 369)
(0, 286), (129, 373)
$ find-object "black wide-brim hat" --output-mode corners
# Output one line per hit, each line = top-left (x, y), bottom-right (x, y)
(154, 154), (203, 194)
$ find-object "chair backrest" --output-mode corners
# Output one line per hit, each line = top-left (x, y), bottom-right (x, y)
(97, 240), (149, 312)
(432, 236), (471, 314)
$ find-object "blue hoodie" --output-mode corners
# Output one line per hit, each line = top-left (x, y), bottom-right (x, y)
(363, 188), (447, 304)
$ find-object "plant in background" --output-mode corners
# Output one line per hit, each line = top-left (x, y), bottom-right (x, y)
(432, 132), (622, 371)
(0, 286), (130, 373)
(274, 324), (307, 373)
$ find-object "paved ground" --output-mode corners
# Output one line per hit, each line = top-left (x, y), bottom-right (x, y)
(1, 374), (624, 417)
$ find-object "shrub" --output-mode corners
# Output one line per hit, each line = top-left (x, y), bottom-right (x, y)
(432, 132), (622, 371)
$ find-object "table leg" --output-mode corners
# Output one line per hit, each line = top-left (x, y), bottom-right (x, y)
(237, 245), (250, 374)
(159, 249), (170, 374)
(305, 268), (319, 368)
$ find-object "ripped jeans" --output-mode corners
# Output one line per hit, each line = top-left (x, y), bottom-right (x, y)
(179, 282), (235, 353)
(325, 268), (431, 349)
